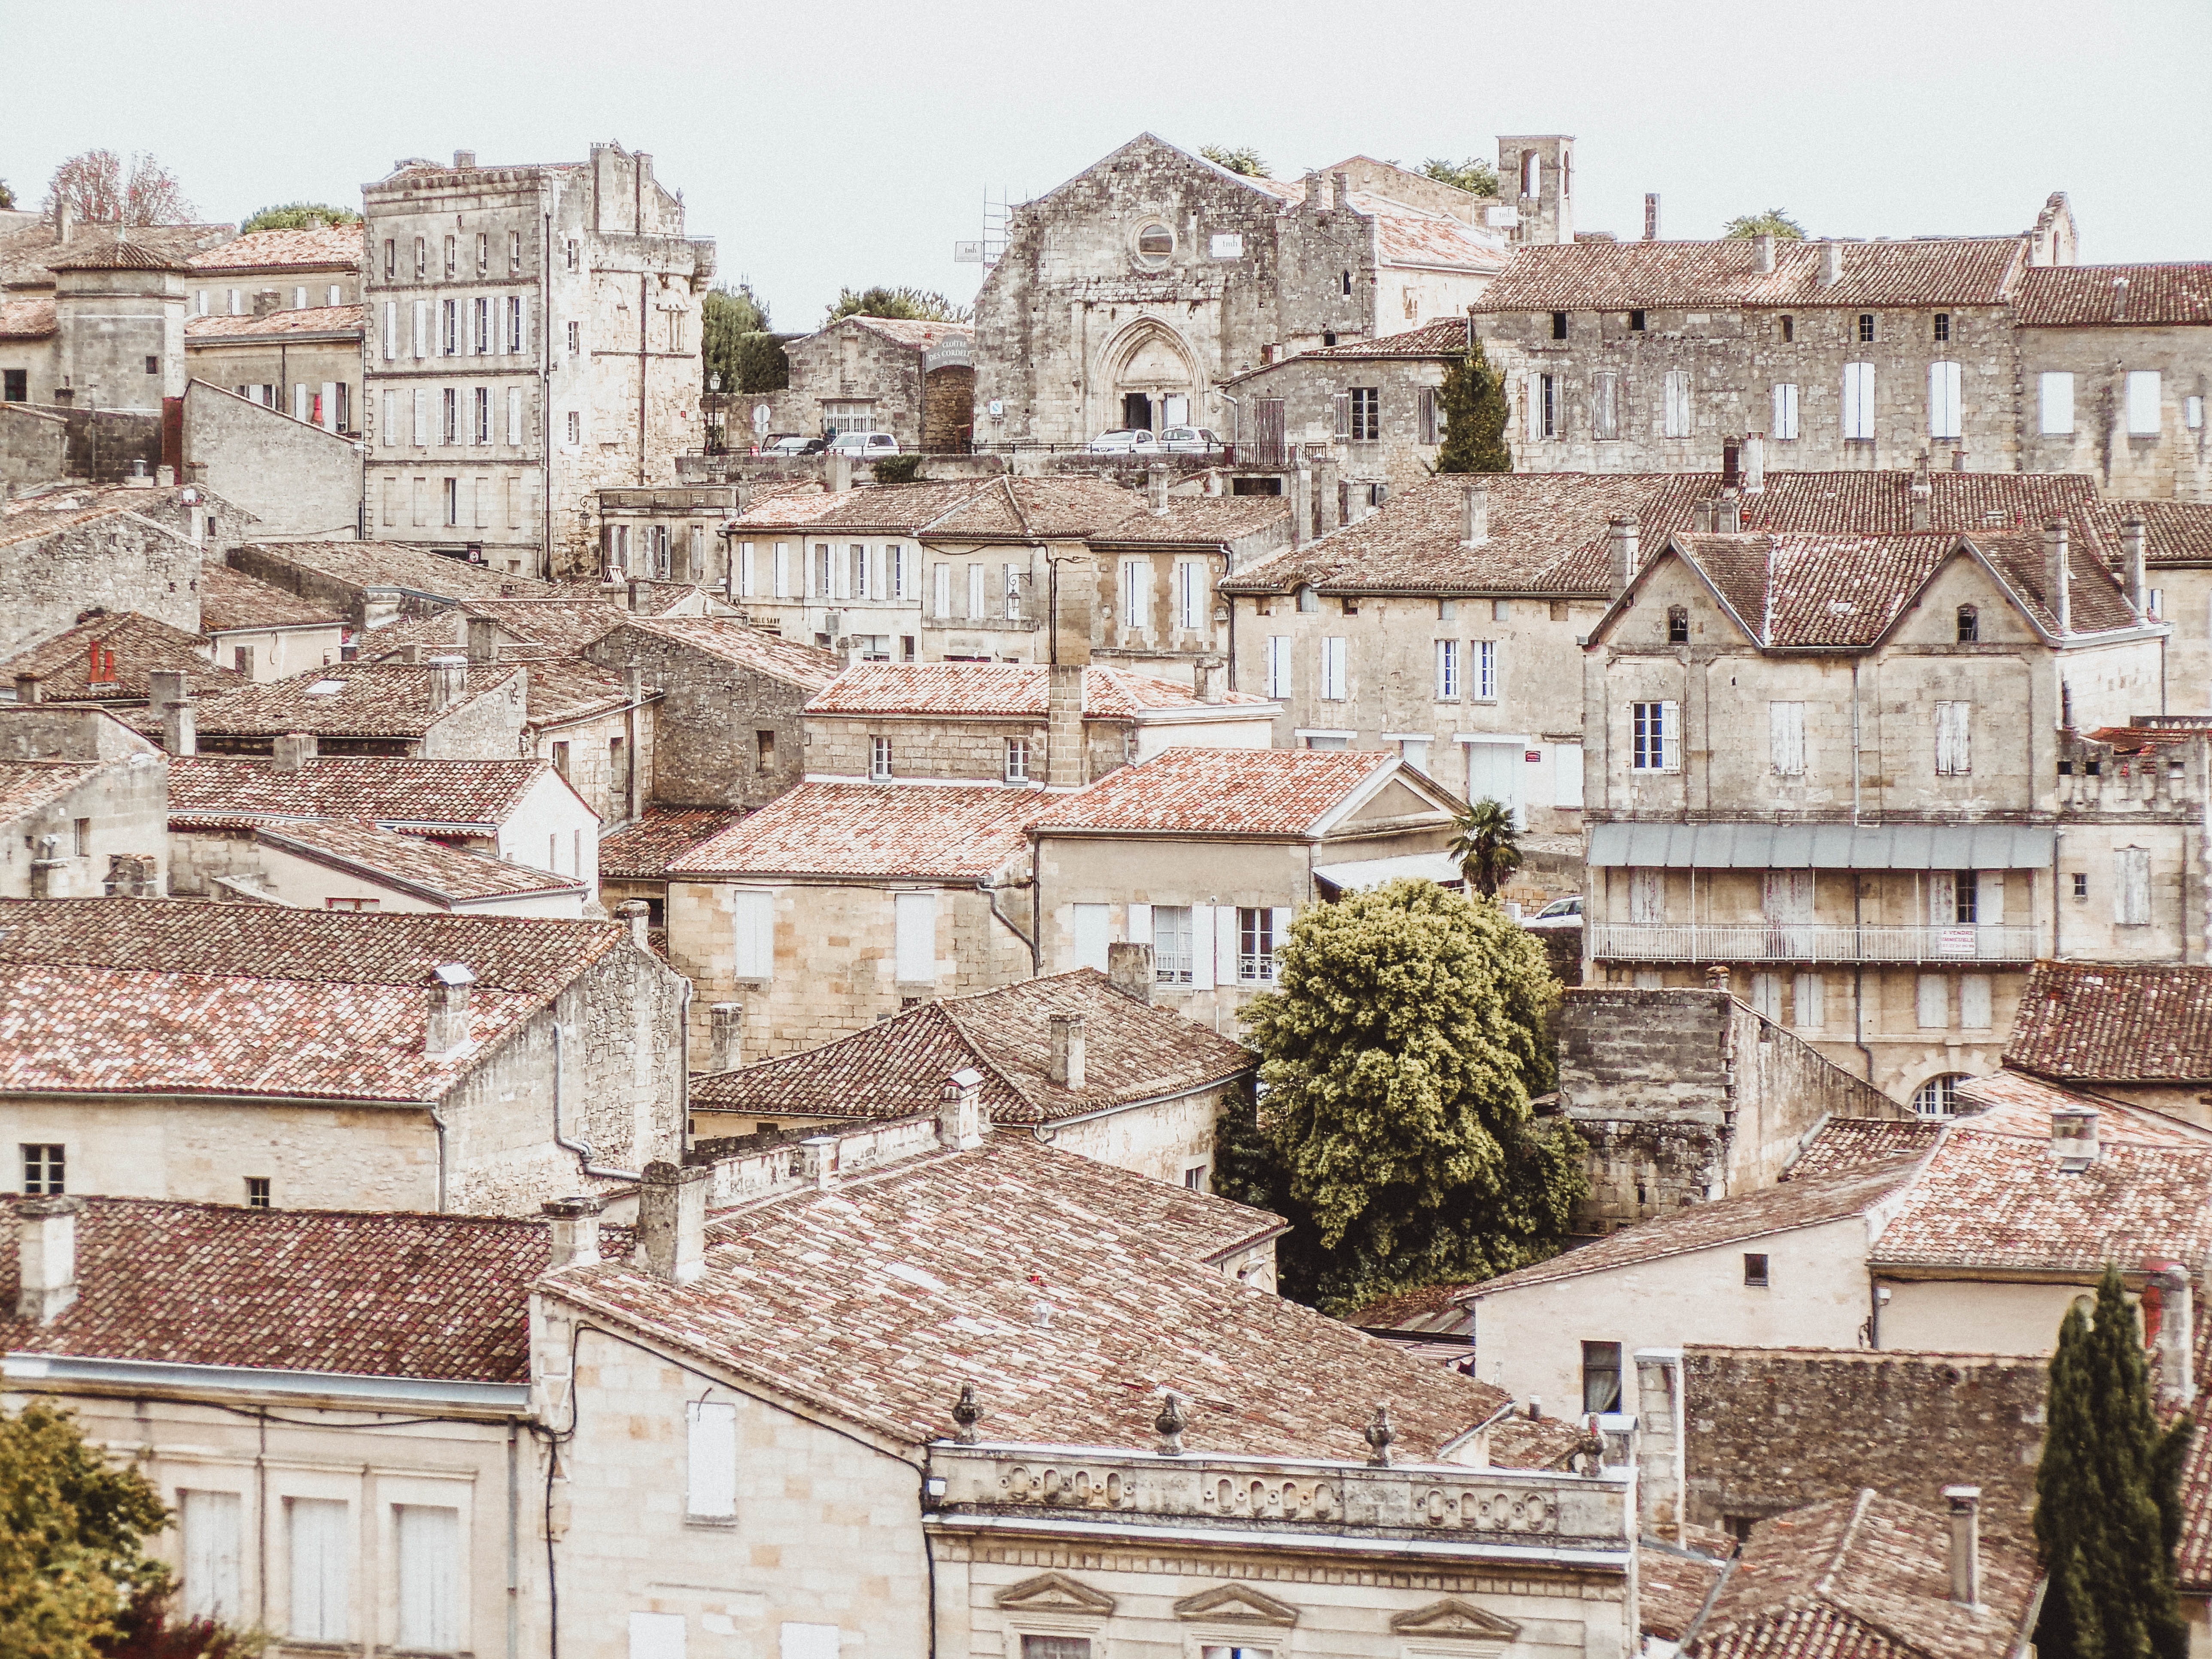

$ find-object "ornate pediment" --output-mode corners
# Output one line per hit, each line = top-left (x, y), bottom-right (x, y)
(1389, 1598), (1522, 1640)
(1173, 1582), (1300, 1626)
(994, 1571), (1117, 1615)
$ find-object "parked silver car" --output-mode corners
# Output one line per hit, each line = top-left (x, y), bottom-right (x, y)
(1158, 425), (1222, 454)
(1085, 428), (1162, 454)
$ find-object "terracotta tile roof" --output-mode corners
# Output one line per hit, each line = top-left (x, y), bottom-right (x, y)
(2014, 263), (2212, 328)
(547, 1133), (1530, 1462)
(1786, 1118), (1945, 1182)
(514, 653), (636, 729)
(45, 237), (193, 273)
(237, 542), (553, 603)
(161, 661), (525, 740)
(0, 759), (108, 823)
(0, 219), (232, 289)
(1247, 176), (1506, 275)
(1341, 1280), (1478, 1332)
(3, 613), (241, 703)
(1475, 235), (2028, 313)
(724, 485), (835, 529)
(806, 662), (1267, 719)
(2173, 1316), (2212, 1590)
(460, 597), (634, 653)
(598, 806), (751, 879)
(732, 480), (993, 536)
(1686, 1489), (2039, 1659)
(539, 578), (710, 615)
(184, 226), (364, 272)
(1868, 1072), (2212, 1273)
(668, 782), (1034, 880)
(0, 296), (55, 339)
(2005, 961), (2212, 1083)
(1090, 495), (1291, 546)
(196, 562), (340, 632)
(1642, 1546), (1729, 1644)
(1026, 747), (1404, 837)
(250, 817), (581, 903)
(167, 755), (560, 830)
(1234, 316), (1473, 373)
(836, 315), (974, 350)
(693, 968), (1253, 1126)
(607, 616), (840, 689)
(0, 1197), (547, 1382)
(0, 897), (629, 1102)
(184, 303), (365, 341)
(924, 477), (1147, 543)
(1468, 1159), (1924, 1300)
(2092, 499), (2212, 568)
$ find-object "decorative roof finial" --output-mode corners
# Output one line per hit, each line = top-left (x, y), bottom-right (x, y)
(1364, 1402), (1395, 1468)
(951, 1381), (981, 1445)
(1155, 1390), (1186, 1457)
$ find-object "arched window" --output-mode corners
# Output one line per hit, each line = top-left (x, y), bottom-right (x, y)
(1956, 605), (1978, 643)
(1668, 606), (1690, 644)
(1522, 152), (1541, 197)
(1340, 270), (1352, 297)
(1912, 1073), (1970, 1118)
(1295, 585), (1319, 614)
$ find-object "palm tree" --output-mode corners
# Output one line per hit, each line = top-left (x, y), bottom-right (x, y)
(1449, 799), (1522, 898)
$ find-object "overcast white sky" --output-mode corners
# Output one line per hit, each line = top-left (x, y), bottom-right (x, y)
(11, 0), (2209, 330)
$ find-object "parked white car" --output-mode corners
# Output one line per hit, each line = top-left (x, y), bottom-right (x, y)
(1158, 425), (1222, 454)
(1086, 428), (1162, 454)
(827, 431), (900, 458)
(1520, 895), (1583, 931)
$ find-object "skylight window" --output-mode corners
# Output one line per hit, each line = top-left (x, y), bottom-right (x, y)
(307, 679), (346, 695)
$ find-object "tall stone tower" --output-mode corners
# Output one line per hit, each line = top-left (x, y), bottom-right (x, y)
(1496, 135), (1576, 246)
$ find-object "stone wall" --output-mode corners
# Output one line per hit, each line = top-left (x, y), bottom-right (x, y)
(0, 749), (167, 899)
(1559, 986), (1906, 1234)
(0, 403), (69, 485)
(1045, 1084), (1230, 1189)
(184, 379), (363, 539)
(417, 668), (531, 760)
(2019, 324), (2212, 502)
(1221, 352), (1453, 485)
(0, 510), (201, 658)
(805, 712), (1134, 786)
(773, 319), (931, 448)
(582, 626), (810, 808)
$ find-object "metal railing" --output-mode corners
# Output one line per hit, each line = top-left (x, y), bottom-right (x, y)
(1588, 922), (2038, 965)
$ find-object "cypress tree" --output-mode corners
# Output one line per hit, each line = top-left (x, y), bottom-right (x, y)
(1434, 342), (1512, 474)
(2035, 1265), (2194, 1659)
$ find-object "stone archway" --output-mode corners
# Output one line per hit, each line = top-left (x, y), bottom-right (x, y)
(1099, 317), (1198, 433)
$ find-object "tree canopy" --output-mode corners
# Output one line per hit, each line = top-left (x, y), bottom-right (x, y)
(1434, 340), (1512, 474)
(1200, 146), (1270, 179)
(1219, 879), (1582, 1313)
(1421, 157), (1501, 197)
(43, 150), (193, 227)
(239, 202), (361, 233)
(1722, 208), (1806, 240)
(824, 285), (971, 325)
(0, 1401), (171, 1654)
(702, 283), (787, 395)
(1449, 800), (1522, 897)
(0, 179), (16, 211)
(2034, 1266), (2193, 1659)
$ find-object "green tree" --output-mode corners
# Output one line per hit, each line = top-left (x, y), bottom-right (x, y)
(0, 1401), (171, 1655)
(1421, 158), (1500, 197)
(1434, 341), (1512, 474)
(703, 283), (787, 396)
(1449, 799), (1522, 897)
(0, 179), (16, 211)
(2034, 1266), (2193, 1659)
(1200, 146), (1270, 179)
(1722, 208), (1806, 240)
(238, 202), (361, 233)
(1224, 879), (1583, 1313)
(824, 285), (971, 325)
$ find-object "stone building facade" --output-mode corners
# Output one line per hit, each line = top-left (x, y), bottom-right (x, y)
(971, 134), (1518, 450)
(1218, 316), (1471, 492)
(762, 313), (975, 451)
(180, 379), (364, 540)
(0, 705), (168, 899)
(183, 224), (368, 431)
(0, 238), (193, 415)
(360, 144), (715, 579)
(0, 490), (207, 657)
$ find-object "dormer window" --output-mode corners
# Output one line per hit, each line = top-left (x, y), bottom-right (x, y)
(1956, 605), (1979, 643)
(1667, 606), (1689, 644)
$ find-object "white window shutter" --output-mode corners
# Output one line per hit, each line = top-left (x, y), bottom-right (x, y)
(781, 1626), (840, 1659)
(412, 388), (428, 446)
(1188, 903), (1216, 988)
(1794, 972), (1825, 1030)
(381, 390), (397, 449)
(413, 299), (428, 359)
(1270, 906), (1294, 955)
(395, 1505), (460, 1651)
(1072, 903), (1112, 971)
(1127, 902), (1152, 947)
(2128, 371), (2162, 435)
(733, 890), (774, 980)
(1927, 871), (1956, 927)
(287, 1497), (350, 1640)
(319, 382), (338, 431)
(383, 300), (397, 360)
(1215, 907), (1238, 985)
(1553, 742), (1585, 807)
(1630, 869), (1664, 924)
(1660, 701), (1681, 772)
(180, 1491), (242, 1619)
(1916, 974), (1949, 1029)
(687, 1400), (738, 1517)
(894, 891), (937, 983)
(2119, 848), (2152, 925)
(1980, 872), (2004, 931)
(632, 1614), (689, 1659)
(1960, 974), (1993, 1029)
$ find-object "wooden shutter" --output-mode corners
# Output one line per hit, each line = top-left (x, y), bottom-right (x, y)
(288, 1498), (350, 1640)
(894, 891), (937, 983)
(1916, 973), (1949, 1029)
(394, 1505), (460, 1652)
(1188, 903), (1216, 989)
(687, 1400), (738, 1517)
(1332, 391), (1352, 441)
(1769, 702), (1805, 775)
(1253, 397), (1285, 466)
(2119, 847), (2152, 925)
(1794, 972), (1825, 1030)
(1979, 872), (2005, 935)
(1553, 742), (1585, 808)
(383, 300), (397, 361)
(1926, 871), (1956, 927)
(1659, 700), (1681, 771)
(413, 299), (428, 359)
(2128, 371), (2162, 435)
(1629, 869), (1664, 924)
(1215, 906), (1239, 985)
(412, 388), (428, 446)
(1419, 386), (1438, 444)
(1929, 361), (1962, 439)
(1072, 904), (1111, 972)
(732, 890), (775, 980)
(2040, 372), (2074, 435)
(180, 1491), (242, 1619)
(1960, 974), (1993, 1029)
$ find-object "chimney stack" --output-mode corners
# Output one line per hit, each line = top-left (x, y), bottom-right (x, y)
(826, 453), (853, 494)
(1291, 461), (1313, 549)
(1048, 1013), (1088, 1090)
(1643, 193), (1659, 242)
(1107, 942), (1155, 1005)
(1045, 662), (1086, 789)
(252, 289), (282, 320)
(1715, 489), (1742, 535)
(2051, 1104), (2099, 1169)
(271, 731), (317, 773)
(149, 668), (195, 757)
(425, 656), (467, 715)
(1820, 241), (1843, 286)
(424, 963), (474, 1057)
(1315, 455), (1341, 537)
(1462, 482), (1489, 548)
(27, 833), (65, 901)
(1942, 1486), (1982, 1607)
(1692, 498), (1714, 534)
(1756, 234), (1776, 274)
(632, 1161), (711, 1285)
(14, 1196), (82, 1324)
(2124, 516), (2150, 617)
(55, 198), (74, 244)
(1197, 656), (1226, 704)
(2044, 519), (2072, 637)
(14, 672), (40, 705)
(2149, 1261), (2195, 1406)
(1743, 433), (1765, 495)
(1332, 172), (1352, 211)
(627, 577), (645, 613)
(939, 1066), (987, 1150)
(1148, 463), (1170, 515)
(541, 1195), (605, 1269)
(1607, 516), (1639, 596)
(616, 898), (651, 951)
(707, 1003), (744, 1073)
(453, 150), (477, 170)
(1909, 455), (1933, 531)
(467, 615), (499, 664)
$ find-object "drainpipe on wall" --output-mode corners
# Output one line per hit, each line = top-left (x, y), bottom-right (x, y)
(425, 1099), (450, 1211)
(550, 1019), (644, 1181)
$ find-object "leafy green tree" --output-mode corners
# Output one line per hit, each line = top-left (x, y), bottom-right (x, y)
(1223, 879), (1583, 1313)
(871, 454), (927, 483)
(1434, 341), (1511, 474)
(0, 179), (16, 211)
(0, 1401), (171, 1655)
(703, 283), (788, 396)
(1449, 799), (1522, 897)
(1421, 158), (1500, 197)
(238, 202), (360, 233)
(824, 285), (971, 325)
(1722, 208), (1806, 240)
(1200, 146), (1270, 179)
(2034, 1266), (2193, 1659)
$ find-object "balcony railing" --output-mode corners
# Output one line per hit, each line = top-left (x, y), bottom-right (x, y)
(1588, 922), (2037, 965)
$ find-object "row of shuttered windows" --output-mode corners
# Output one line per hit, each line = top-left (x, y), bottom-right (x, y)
(178, 1489), (460, 1648)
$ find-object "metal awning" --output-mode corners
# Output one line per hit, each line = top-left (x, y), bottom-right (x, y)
(1312, 851), (1465, 891)
(1586, 822), (2056, 870)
